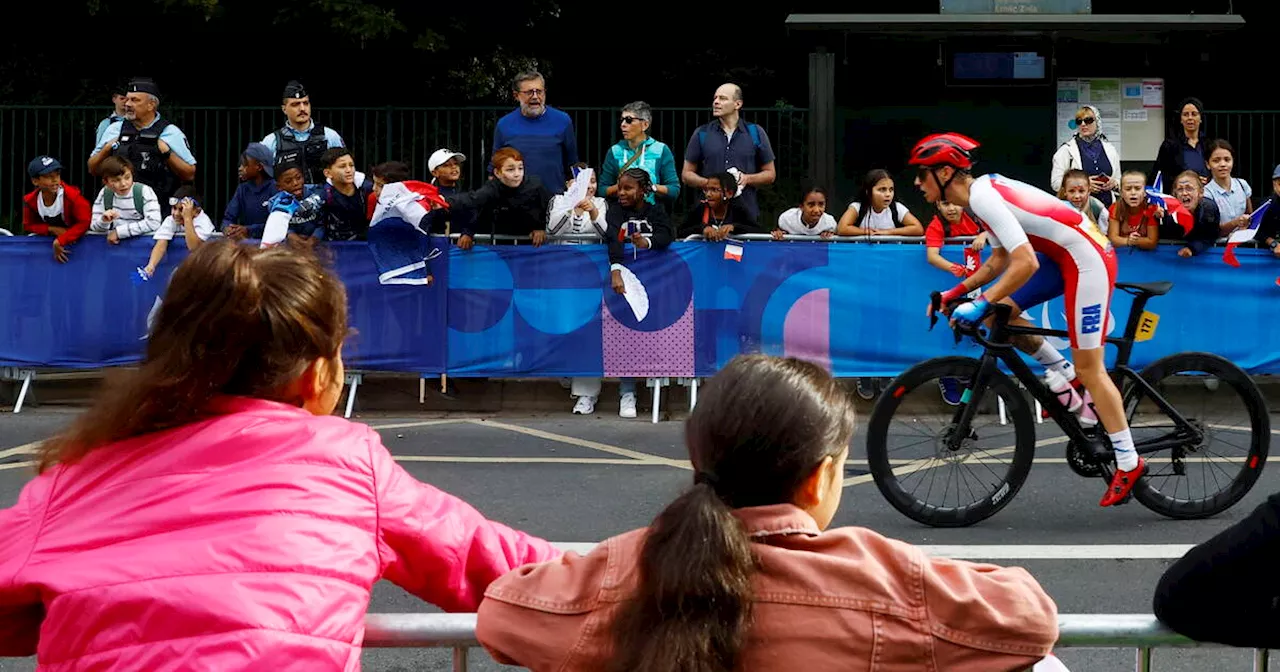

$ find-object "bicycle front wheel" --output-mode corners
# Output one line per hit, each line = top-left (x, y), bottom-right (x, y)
(865, 356), (1037, 527)
(1125, 352), (1270, 519)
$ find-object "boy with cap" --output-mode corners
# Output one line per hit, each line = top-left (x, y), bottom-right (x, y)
(262, 80), (346, 185)
(420, 148), (473, 236)
(22, 156), (92, 263)
(222, 142), (277, 240)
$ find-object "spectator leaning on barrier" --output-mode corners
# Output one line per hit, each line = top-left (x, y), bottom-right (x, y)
(1155, 97), (1212, 187)
(262, 80), (346, 185)
(88, 77), (197, 219)
(320, 147), (374, 241)
(89, 156), (162, 244)
(93, 82), (128, 149)
(1057, 169), (1110, 231)
(493, 71), (578, 196)
(682, 83), (777, 222)
(836, 169), (925, 237)
(22, 155), (91, 263)
(679, 171), (756, 240)
(267, 161), (328, 247)
(1171, 170), (1226, 258)
(0, 240), (561, 667)
(1050, 105), (1121, 207)
(143, 185), (215, 277)
(476, 354), (1059, 672)
(598, 101), (680, 208)
(447, 147), (552, 250)
(924, 200), (986, 407)
(1203, 139), (1254, 229)
(222, 142), (276, 240)
(548, 163), (607, 245)
(418, 150), (475, 237)
(1256, 164), (1280, 259)
(773, 184), (837, 239)
(602, 168), (675, 419)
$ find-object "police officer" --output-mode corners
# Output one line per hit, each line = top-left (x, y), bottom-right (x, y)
(261, 80), (346, 185)
(88, 77), (197, 218)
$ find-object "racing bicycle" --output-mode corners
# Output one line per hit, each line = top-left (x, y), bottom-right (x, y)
(865, 281), (1270, 527)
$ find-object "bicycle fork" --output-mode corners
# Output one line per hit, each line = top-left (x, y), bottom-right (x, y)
(945, 354), (1002, 451)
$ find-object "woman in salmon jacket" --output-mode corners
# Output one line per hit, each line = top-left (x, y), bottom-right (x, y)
(0, 240), (559, 669)
(477, 354), (1059, 672)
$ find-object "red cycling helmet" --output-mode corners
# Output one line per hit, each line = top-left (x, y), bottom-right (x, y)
(908, 133), (980, 169)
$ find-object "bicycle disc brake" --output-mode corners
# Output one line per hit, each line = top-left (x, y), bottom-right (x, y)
(1066, 440), (1104, 478)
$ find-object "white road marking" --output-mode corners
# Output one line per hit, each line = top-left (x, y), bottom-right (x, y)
(0, 461), (34, 472)
(0, 442), (40, 460)
(369, 419), (468, 431)
(395, 456), (658, 465)
(467, 419), (692, 469)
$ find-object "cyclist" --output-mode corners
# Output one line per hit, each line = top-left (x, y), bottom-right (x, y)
(910, 132), (1145, 507)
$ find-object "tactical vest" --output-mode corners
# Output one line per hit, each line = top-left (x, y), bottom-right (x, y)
(274, 125), (330, 184)
(114, 119), (177, 209)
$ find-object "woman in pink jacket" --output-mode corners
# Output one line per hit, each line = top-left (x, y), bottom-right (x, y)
(0, 240), (560, 669)
(477, 354), (1060, 672)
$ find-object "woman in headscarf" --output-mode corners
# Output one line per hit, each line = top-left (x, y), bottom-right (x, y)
(1050, 104), (1121, 207)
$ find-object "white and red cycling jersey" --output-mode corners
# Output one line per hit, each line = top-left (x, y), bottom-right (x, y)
(967, 173), (1118, 350)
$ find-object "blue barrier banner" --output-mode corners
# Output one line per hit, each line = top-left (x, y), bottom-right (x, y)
(2, 236), (1277, 376)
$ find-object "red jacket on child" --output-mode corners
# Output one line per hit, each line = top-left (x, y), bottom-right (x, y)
(22, 184), (92, 245)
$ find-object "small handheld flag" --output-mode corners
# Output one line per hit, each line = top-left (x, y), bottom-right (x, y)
(1145, 173), (1193, 236)
(130, 266), (150, 286)
(1223, 200), (1272, 268)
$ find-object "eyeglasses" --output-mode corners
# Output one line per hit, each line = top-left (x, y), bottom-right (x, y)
(518, 88), (544, 97)
(1077, 117), (1096, 125)
(620, 116), (649, 125)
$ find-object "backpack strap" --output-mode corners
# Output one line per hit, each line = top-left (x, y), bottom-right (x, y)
(103, 188), (114, 212)
(132, 183), (145, 215)
(747, 122), (761, 148)
(890, 201), (901, 228)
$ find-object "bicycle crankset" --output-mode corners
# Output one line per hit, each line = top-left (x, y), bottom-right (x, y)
(1065, 440), (1104, 478)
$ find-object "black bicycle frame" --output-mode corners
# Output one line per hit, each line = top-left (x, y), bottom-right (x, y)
(947, 296), (1204, 458)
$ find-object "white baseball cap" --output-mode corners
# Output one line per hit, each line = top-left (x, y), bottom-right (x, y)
(429, 149), (466, 172)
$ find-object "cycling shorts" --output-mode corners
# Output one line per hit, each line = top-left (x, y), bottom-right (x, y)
(1008, 246), (1118, 351)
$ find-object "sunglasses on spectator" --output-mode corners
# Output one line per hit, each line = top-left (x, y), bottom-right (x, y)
(519, 89), (544, 97)
(1077, 116), (1096, 125)
(620, 116), (649, 124)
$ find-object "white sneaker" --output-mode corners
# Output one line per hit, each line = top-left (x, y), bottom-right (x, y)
(619, 392), (637, 418)
(573, 395), (596, 415)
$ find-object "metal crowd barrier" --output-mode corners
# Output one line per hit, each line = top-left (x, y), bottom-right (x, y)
(450, 232), (1251, 246)
(360, 613), (1270, 671)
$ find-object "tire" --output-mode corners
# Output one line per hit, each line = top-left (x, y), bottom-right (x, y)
(865, 356), (1037, 527)
(1125, 352), (1270, 519)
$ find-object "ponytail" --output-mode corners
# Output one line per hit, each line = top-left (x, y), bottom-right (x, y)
(607, 481), (756, 672)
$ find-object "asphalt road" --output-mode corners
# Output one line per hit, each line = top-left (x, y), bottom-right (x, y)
(2, 407), (1276, 672)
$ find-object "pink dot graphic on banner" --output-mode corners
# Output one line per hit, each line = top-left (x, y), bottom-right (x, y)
(602, 298), (695, 378)
(782, 288), (830, 372)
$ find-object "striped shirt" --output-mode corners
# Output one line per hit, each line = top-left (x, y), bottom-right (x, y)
(90, 184), (162, 239)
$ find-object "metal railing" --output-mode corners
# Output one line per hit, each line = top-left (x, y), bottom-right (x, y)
(0, 105), (808, 231)
(360, 612), (1270, 671)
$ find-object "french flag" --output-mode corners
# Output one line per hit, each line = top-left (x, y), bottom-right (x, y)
(1146, 172), (1194, 236)
(1223, 200), (1272, 268)
(365, 181), (449, 285)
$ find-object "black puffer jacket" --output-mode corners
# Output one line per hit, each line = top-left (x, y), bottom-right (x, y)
(447, 176), (551, 238)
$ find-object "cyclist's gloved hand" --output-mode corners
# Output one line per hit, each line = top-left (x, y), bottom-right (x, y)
(951, 295), (990, 327)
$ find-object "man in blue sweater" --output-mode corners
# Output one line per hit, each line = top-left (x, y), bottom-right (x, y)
(492, 71), (578, 195)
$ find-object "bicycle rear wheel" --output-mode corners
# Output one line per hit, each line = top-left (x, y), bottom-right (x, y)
(1124, 352), (1270, 519)
(865, 356), (1037, 527)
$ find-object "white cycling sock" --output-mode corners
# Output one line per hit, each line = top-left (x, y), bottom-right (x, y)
(1109, 429), (1139, 471)
(1033, 341), (1075, 379)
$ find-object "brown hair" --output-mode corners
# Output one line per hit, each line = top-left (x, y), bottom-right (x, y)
(1207, 138), (1235, 161)
(491, 147), (523, 173)
(1113, 169), (1150, 224)
(99, 155), (134, 179)
(36, 240), (349, 473)
(606, 354), (856, 672)
(1057, 169), (1097, 225)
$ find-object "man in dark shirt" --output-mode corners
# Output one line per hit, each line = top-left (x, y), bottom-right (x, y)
(682, 83), (777, 222)
(320, 148), (373, 241)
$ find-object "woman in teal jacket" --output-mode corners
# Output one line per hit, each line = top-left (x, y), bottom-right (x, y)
(598, 101), (681, 208)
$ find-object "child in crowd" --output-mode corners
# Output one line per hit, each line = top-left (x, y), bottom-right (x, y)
(446, 147), (551, 249)
(1204, 139), (1254, 229)
(143, 186), (216, 277)
(837, 169), (924, 237)
(548, 163), (608, 243)
(1108, 170), (1172, 253)
(22, 155), (92, 263)
(262, 161), (326, 247)
(1172, 170), (1229, 258)
(418, 149), (475, 236)
(89, 156), (162, 244)
(773, 185), (837, 239)
(222, 142), (275, 240)
(1257, 165), (1280, 257)
(1057, 169), (1109, 230)
(368, 160), (411, 219)
(679, 171), (756, 240)
(321, 148), (374, 241)
(924, 199), (986, 405)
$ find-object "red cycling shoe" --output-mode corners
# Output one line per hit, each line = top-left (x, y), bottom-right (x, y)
(1100, 457), (1146, 507)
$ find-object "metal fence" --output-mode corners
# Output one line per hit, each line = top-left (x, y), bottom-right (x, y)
(361, 612), (1270, 671)
(1203, 111), (1280, 195)
(0, 105), (809, 231)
